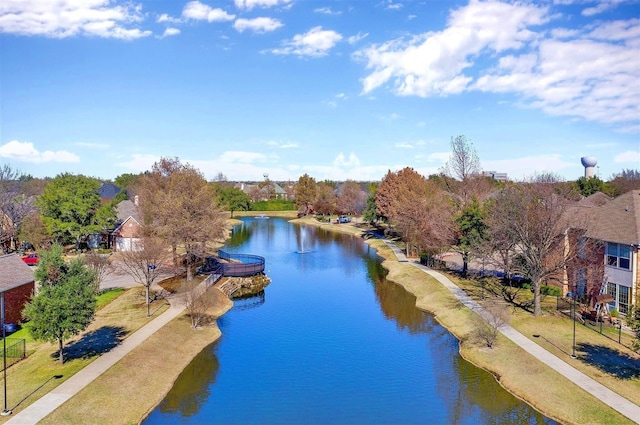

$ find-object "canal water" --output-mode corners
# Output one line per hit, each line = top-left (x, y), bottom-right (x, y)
(144, 218), (554, 424)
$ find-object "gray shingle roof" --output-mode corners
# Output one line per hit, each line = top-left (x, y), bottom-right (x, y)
(0, 253), (35, 292)
(116, 200), (141, 222)
(585, 190), (640, 245)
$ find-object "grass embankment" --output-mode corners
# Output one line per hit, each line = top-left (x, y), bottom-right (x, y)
(39, 287), (232, 425)
(233, 210), (298, 219)
(301, 216), (639, 425)
(0, 287), (169, 423)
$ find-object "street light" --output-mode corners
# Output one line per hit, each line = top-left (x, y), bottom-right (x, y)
(1, 292), (12, 416)
(571, 285), (577, 359)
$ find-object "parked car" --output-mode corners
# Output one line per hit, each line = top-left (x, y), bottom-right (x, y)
(338, 215), (351, 223)
(21, 253), (39, 266)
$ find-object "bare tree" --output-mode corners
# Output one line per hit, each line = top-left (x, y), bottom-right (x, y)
(376, 167), (455, 256)
(117, 235), (170, 317)
(475, 303), (509, 348)
(295, 174), (317, 215)
(442, 135), (484, 206)
(179, 280), (224, 328)
(138, 158), (227, 281)
(486, 174), (586, 316)
(336, 180), (366, 216)
(84, 251), (113, 293)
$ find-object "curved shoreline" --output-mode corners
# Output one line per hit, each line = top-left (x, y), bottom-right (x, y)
(294, 217), (635, 425)
(34, 214), (632, 424)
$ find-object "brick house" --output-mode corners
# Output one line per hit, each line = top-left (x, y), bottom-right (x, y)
(564, 190), (639, 316)
(0, 253), (35, 325)
(111, 199), (142, 251)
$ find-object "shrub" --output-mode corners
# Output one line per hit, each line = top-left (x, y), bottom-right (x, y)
(541, 285), (562, 297)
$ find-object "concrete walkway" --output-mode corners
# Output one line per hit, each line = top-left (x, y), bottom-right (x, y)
(381, 240), (640, 424)
(6, 300), (186, 425)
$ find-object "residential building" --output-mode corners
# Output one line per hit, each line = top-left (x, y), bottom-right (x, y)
(564, 190), (639, 316)
(0, 253), (35, 325)
(111, 198), (142, 251)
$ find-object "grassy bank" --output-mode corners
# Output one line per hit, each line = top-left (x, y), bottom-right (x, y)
(39, 288), (232, 425)
(299, 216), (638, 425)
(0, 287), (170, 423)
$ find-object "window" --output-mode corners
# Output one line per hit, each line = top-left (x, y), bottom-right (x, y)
(606, 282), (631, 315)
(618, 286), (630, 315)
(606, 243), (631, 270)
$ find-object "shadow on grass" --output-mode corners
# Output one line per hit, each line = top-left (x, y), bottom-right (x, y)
(60, 326), (127, 361)
(576, 342), (640, 379)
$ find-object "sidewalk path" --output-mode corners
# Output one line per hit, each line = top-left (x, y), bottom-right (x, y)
(6, 301), (186, 425)
(380, 240), (640, 425)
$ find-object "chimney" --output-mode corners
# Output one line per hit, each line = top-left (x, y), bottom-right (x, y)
(134, 195), (139, 206)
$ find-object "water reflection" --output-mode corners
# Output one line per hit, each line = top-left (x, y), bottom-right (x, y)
(157, 345), (220, 417)
(145, 218), (554, 424)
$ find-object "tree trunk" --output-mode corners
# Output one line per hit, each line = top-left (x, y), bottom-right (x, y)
(462, 252), (469, 277)
(146, 285), (150, 317)
(533, 280), (542, 316)
(58, 339), (64, 364)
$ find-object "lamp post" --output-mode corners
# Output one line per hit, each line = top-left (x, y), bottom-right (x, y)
(1, 292), (11, 416)
(571, 285), (577, 359)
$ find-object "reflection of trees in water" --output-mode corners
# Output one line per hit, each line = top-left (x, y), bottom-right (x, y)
(372, 277), (432, 334)
(430, 328), (553, 424)
(158, 342), (220, 417)
(226, 222), (252, 248)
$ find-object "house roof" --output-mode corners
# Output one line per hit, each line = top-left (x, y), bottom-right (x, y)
(0, 253), (35, 292)
(116, 200), (141, 222)
(576, 191), (611, 207)
(98, 182), (122, 199)
(585, 190), (640, 245)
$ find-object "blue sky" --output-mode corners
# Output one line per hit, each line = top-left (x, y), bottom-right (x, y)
(1, 0), (638, 183)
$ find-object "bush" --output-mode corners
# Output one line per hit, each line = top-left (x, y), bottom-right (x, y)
(251, 200), (296, 211)
(541, 285), (562, 296)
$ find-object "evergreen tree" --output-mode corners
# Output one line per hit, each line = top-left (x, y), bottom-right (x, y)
(23, 246), (97, 364)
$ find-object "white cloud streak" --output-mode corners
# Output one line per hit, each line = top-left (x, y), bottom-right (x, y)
(0, 141), (80, 163)
(355, 0), (640, 132)
(234, 0), (292, 11)
(0, 0), (152, 39)
(272, 26), (343, 57)
(234, 17), (282, 33)
(183, 1), (235, 22)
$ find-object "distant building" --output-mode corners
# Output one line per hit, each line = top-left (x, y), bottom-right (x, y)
(481, 171), (508, 181)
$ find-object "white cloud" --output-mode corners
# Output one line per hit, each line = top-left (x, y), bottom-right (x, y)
(355, 0), (640, 132)
(157, 13), (181, 24)
(234, 17), (282, 33)
(386, 2), (403, 10)
(272, 26), (343, 57)
(395, 143), (414, 149)
(183, 1), (235, 22)
(0, 140), (80, 163)
(613, 150), (640, 164)
(355, 0), (548, 97)
(333, 152), (361, 167)
(314, 7), (342, 15)
(348, 32), (368, 44)
(234, 0), (292, 11)
(161, 27), (180, 37)
(0, 0), (151, 39)
(582, 0), (626, 16)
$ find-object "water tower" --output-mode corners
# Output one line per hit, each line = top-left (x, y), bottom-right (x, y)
(581, 156), (597, 179)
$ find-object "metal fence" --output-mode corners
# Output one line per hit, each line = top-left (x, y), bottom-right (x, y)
(217, 250), (265, 277)
(557, 297), (635, 350)
(2, 338), (26, 370)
